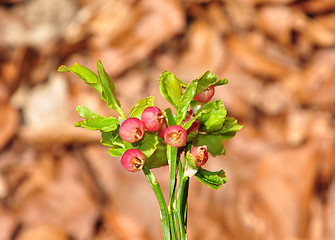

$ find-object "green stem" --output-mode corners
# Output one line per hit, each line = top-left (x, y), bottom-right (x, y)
(175, 143), (192, 238)
(142, 165), (171, 240)
(182, 179), (189, 227)
(176, 175), (188, 240)
(167, 145), (178, 239)
(169, 204), (178, 239)
(182, 143), (192, 227)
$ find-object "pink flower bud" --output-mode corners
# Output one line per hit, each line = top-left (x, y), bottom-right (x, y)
(190, 145), (208, 166)
(121, 149), (145, 172)
(141, 106), (165, 132)
(194, 85), (215, 103)
(119, 118), (145, 143)
(182, 110), (199, 134)
(164, 125), (187, 148)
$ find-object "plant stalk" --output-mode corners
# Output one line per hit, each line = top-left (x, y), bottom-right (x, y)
(167, 145), (179, 239)
(142, 165), (171, 240)
(176, 174), (188, 240)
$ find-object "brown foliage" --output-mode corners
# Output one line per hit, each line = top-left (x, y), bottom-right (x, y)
(1, 0), (335, 239)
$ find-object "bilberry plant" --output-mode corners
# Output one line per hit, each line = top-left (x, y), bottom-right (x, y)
(58, 61), (242, 240)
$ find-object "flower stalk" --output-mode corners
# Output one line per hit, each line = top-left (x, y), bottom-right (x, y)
(142, 164), (171, 240)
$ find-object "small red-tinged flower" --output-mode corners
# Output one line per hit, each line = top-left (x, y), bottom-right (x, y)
(157, 119), (168, 138)
(121, 148), (145, 172)
(182, 110), (199, 134)
(141, 106), (165, 132)
(164, 125), (187, 148)
(119, 118), (145, 143)
(194, 85), (215, 103)
(190, 145), (209, 166)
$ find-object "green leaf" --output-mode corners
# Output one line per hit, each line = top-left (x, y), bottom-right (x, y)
(163, 108), (176, 126)
(96, 60), (126, 119)
(182, 118), (197, 131)
(195, 71), (217, 94)
(58, 63), (102, 94)
(75, 105), (102, 119)
(194, 99), (227, 133)
(130, 96), (155, 118)
(129, 132), (159, 158)
(178, 79), (187, 88)
(213, 117), (243, 140)
(193, 134), (225, 157)
(108, 146), (126, 157)
(74, 116), (119, 132)
(218, 132), (237, 141)
(200, 109), (227, 133)
(186, 130), (198, 143)
(103, 129), (126, 157)
(146, 138), (168, 169)
(159, 71), (182, 108)
(176, 79), (198, 124)
(103, 130), (160, 158)
(195, 168), (227, 190)
(216, 117), (243, 134)
(196, 100), (225, 124)
(100, 129), (124, 148)
(213, 78), (228, 87)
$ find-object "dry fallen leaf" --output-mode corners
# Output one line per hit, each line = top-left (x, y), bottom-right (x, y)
(0, 103), (19, 151)
(16, 224), (68, 240)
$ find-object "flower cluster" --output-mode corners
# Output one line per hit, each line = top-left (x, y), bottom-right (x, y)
(119, 89), (213, 172)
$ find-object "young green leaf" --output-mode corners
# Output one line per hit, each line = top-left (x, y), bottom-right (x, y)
(176, 79), (198, 124)
(213, 117), (243, 140)
(178, 78), (187, 88)
(193, 134), (225, 157)
(213, 78), (228, 87)
(200, 109), (227, 133)
(96, 61), (116, 94)
(75, 105), (102, 119)
(130, 96), (155, 118)
(215, 117), (243, 134)
(195, 168), (227, 190)
(58, 63), (102, 94)
(163, 108), (177, 126)
(196, 100), (225, 124)
(182, 117), (197, 131)
(96, 60), (126, 119)
(195, 71), (217, 94)
(159, 71), (182, 108)
(74, 116), (119, 132)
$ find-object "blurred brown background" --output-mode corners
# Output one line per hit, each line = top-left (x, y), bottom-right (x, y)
(1, 0), (335, 239)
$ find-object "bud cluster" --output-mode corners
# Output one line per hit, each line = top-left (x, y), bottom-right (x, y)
(119, 85), (215, 172)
